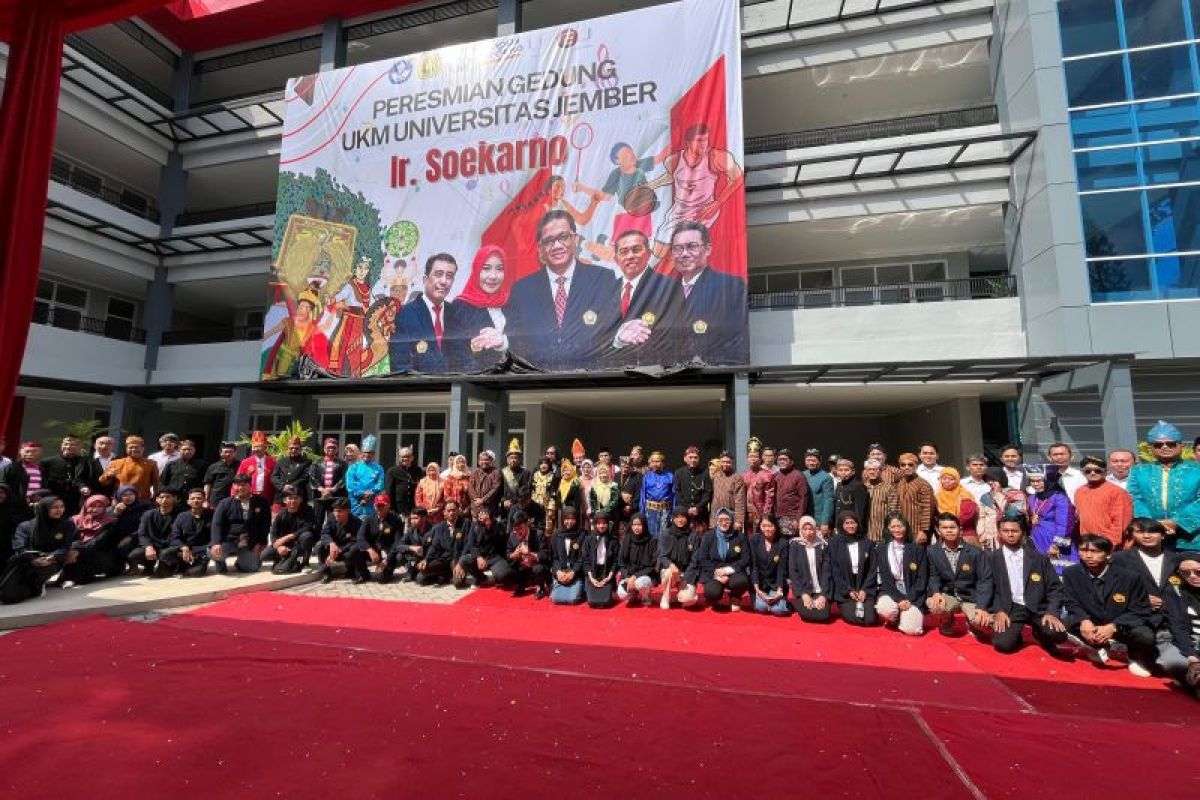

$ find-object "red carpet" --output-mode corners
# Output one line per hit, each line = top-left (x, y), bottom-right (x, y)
(2, 587), (1197, 798)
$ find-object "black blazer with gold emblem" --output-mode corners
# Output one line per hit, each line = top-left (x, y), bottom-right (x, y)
(927, 541), (993, 606)
(1062, 562), (1154, 628)
(986, 545), (1063, 616)
(504, 262), (616, 371)
(693, 529), (751, 584)
(874, 540), (929, 605)
(748, 533), (788, 593)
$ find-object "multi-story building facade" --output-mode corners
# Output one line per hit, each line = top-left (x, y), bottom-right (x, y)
(11, 0), (1194, 468)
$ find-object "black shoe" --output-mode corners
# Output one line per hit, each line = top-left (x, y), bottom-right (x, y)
(320, 571), (333, 584)
(512, 587), (527, 598)
(453, 579), (468, 590)
(534, 586), (547, 600)
(215, 560), (228, 575)
(351, 576), (367, 585)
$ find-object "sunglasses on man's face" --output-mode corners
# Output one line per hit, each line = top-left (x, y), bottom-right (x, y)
(1151, 441), (1180, 449)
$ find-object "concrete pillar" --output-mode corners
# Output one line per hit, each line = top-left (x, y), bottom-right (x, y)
(142, 267), (174, 371)
(726, 373), (750, 470)
(482, 390), (509, 458)
(225, 388), (255, 448)
(320, 18), (346, 72)
(1100, 361), (1138, 453)
(497, 0), (522, 35)
(109, 390), (140, 447)
(448, 383), (469, 458)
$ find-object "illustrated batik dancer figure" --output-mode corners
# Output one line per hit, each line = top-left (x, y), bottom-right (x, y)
(648, 123), (744, 263)
(328, 256), (373, 377)
(262, 283), (331, 378)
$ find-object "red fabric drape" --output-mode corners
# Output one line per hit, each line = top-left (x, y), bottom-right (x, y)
(0, 0), (65, 433)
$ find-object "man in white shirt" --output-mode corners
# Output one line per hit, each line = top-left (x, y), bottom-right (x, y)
(92, 436), (116, 471)
(916, 442), (943, 490)
(149, 433), (181, 473)
(1106, 448), (1136, 491)
(961, 454), (990, 501)
(1047, 442), (1085, 502)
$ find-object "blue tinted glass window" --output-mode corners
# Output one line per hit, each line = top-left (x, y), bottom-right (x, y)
(1088, 257), (1153, 298)
(1161, 255), (1200, 295)
(1081, 191), (1148, 256)
(1135, 96), (1200, 142)
(1065, 55), (1128, 106)
(1130, 45), (1195, 100)
(1075, 147), (1141, 190)
(1122, 0), (1187, 48)
(1060, 0), (1121, 56)
(1070, 105), (1136, 148)
(1147, 185), (1200, 251)
(1142, 140), (1200, 184)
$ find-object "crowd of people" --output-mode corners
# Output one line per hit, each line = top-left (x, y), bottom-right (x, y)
(1, 421), (1198, 694)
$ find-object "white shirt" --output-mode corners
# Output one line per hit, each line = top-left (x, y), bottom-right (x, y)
(0, 455), (10, 472)
(613, 268), (653, 348)
(149, 450), (179, 472)
(422, 293), (446, 334)
(680, 267), (707, 293)
(1003, 546), (1025, 606)
(1057, 466), (1086, 503)
(847, 540), (860, 575)
(253, 456), (267, 493)
(917, 463), (943, 491)
(486, 307), (506, 333)
(1003, 466), (1025, 490)
(962, 476), (989, 502)
(545, 263), (576, 299)
(888, 540), (906, 580)
(1138, 550), (1165, 588)
(1106, 473), (1129, 490)
(805, 544), (821, 593)
(93, 451), (112, 470)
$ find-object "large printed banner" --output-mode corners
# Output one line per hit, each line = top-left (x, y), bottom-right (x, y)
(261, 0), (746, 380)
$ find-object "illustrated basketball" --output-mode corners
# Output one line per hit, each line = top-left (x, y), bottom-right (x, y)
(623, 184), (658, 217)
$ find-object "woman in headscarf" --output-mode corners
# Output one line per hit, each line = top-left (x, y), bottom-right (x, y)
(1027, 469), (1077, 574)
(1, 497), (76, 604)
(455, 244), (512, 368)
(616, 512), (657, 605)
(789, 516), (833, 622)
(693, 508), (751, 611)
(442, 454), (471, 512)
(343, 443), (360, 465)
(829, 511), (878, 626)
(581, 510), (619, 608)
(107, 484), (152, 576)
(556, 459), (582, 516)
(549, 505), (585, 604)
(65, 494), (116, 584)
(578, 459), (596, 522)
(936, 467), (979, 545)
(415, 461), (444, 521)
(588, 461), (619, 524)
(749, 514), (790, 616)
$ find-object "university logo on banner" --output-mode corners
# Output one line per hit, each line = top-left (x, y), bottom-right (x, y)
(261, 0), (747, 381)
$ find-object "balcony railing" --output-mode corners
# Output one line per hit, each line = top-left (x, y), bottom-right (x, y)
(33, 306), (147, 344)
(176, 202), (277, 227)
(749, 275), (1016, 311)
(745, 106), (998, 155)
(50, 154), (161, 223)
(161, 327), (262, 346)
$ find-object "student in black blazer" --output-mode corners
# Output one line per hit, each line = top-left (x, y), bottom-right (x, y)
(1063, 534), (1157, 673)
(691, 508), (751, 609)
(984, 514), (1068, 654)
(581, 511), (619, 608)
(788, 515), (834, 622)
(503, 210), (616, 371)
(606, 230), (686, 368)
(829, 511), (879, 626)
(669, 221), (748, 366)
(874, 513), (929, 635)
(388, 253), (471, 373)
(748, 515), (790, 616)
(1114, 518), (1189, 675)
(926, 513), (993, 636)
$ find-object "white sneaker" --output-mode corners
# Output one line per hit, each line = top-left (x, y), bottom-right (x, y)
(1127, 660), (1152, 678)
(61, 580), (76, 589)
(1095, 646), (1111, 664)
(659, 596), (671, 610)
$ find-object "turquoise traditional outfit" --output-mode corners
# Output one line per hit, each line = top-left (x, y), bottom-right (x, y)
(1128, 421), (1200, 550)
(347, 435), (385, 518)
